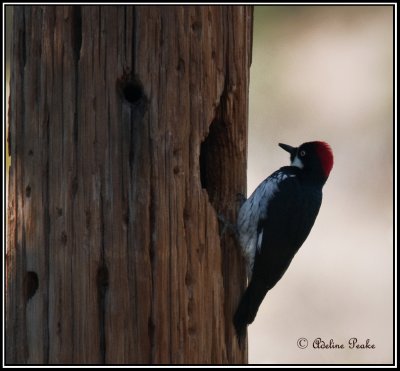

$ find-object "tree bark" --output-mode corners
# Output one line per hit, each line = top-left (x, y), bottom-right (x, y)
(6, 5), (252, 364)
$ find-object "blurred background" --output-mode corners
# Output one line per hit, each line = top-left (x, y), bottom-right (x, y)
(248, 5), (393, 364)
(5, 5), (394, 365)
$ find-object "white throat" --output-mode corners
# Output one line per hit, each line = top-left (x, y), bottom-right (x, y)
(291, 155), (304, 169)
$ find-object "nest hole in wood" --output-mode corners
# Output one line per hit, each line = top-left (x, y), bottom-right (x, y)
(200, 113), (230, 208)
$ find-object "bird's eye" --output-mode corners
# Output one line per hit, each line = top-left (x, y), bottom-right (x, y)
(299, 150), (306, 157)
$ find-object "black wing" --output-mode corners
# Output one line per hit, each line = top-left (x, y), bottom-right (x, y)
(234, 173), (322, 344)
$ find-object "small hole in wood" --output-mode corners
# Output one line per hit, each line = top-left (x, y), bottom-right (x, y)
(25, 185), (31, 198)
(24, 271), (39, 301)
(117, 70), (147, 107)
(122, 81), (144, 104)
(97, 265), (109, 289)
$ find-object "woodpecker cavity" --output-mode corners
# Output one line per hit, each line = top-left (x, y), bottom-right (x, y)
(234, 141), (334, 345)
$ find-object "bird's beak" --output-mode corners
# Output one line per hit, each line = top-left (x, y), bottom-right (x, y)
(278, 143), (297, 155)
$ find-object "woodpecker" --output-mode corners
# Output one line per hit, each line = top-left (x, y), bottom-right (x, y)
(234, 141), (334, 344)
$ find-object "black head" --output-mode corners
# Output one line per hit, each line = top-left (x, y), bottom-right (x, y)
(279, 141), (334, 183)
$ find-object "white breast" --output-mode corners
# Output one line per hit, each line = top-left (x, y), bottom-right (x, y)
(236, 172), (293, 277)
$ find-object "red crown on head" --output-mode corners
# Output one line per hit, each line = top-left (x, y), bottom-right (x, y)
(313, 141), (334, 178)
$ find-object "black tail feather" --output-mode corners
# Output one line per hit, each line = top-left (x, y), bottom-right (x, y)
(233, 294), (250, 347)
(233, 279), (270, 347)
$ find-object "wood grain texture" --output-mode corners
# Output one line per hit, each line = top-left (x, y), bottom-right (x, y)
(6, 5), (252, 364)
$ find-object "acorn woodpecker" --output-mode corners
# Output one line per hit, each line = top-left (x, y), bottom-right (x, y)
(234, 141), (334, 344)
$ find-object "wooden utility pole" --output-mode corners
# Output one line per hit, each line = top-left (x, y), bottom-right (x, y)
(6, 6), (252, 364)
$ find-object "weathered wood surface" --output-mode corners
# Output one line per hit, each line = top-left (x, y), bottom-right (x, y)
(6, 5), (252, 364)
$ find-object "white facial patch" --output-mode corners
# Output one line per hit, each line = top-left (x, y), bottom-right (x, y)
(291, 155), (304, 169)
